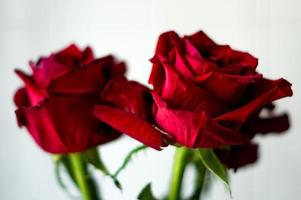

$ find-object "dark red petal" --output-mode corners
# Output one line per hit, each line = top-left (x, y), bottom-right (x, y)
(152, 93), (249, 148)
(207, 45), (232, 66)
(94, 105), (165, 150)
(186, 31), (216, 53)
(195, 71), (262, 105)
(215, 143), (258, 170)
(216, 78), (293, 129)
(183, 38), (203, 59)
(30, 56), (71, 88)
(185, 55), (217, 76)
(16, 95), (120, 153)
(184, 38), (217, 76)
(15, 106), (69, 153)
(229, 50), (258, 70)
(47, 56), (115, 94)
(15, 70), (47, 105)
(14, 87), (30, 108)
(155, 31), (183, 56)
(81, 46), (95, 65)
(148, 61), (165, 94)
(55, 44), (83, 67)
(154, 61), (228, 116)
(246, 114), (290, 135)
(101, 77), (151, 119)
(31, 44), (95, 88)
(174, 49), (194, 78)
(109, 62), (127, 77)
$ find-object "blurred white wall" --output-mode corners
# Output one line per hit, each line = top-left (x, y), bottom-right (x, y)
(0, 0), (300, 199)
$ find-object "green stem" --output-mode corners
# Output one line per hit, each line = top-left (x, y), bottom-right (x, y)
(168, 147), (190, 200)
(69, 153), (96, 200)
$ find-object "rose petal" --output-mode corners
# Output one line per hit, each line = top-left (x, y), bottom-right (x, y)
(101, 76), (152, 119)
(195, 71), (262, 105)
(174, 48), (194, 78)
(55, 44), (84, 67)
(16, 94), (120, 153)
(215, 143), (258, 171)
(216, 78), (293, 128)
(228, 50), (258, 70)
(152, 93), (249, 148)
(15, 70), (47, 105)
(155, 31), (183, 56)
(154, 60), (228, 116)
(94, 105), (165, 150)
(30, 56), (71, 88)
(186, 31), (216, 53)
(81, 46), (95, 65)
(14, 87), (30, 108)
(47, 56), (119, 94)
(244, 113), (290, 135)
(185, 55), (217, 76)
(148, 60), (165, 93)
(207, 45), (232, 66)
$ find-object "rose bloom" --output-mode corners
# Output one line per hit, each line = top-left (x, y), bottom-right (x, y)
(14, 44), (130, 153)
(94, 30), (292, 169)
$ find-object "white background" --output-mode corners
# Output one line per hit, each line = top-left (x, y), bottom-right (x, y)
(0, 0), (300, 199)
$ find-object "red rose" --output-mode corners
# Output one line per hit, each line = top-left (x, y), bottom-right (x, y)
(94, 31), (292, 152)
(14, 44), (126, 153)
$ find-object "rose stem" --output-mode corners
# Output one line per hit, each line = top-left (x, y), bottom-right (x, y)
(69, 153), (95, 200)
(168, 147), (190, 200)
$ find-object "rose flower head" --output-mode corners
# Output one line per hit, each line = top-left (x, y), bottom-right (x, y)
(94, 30), (292, 169)
(14, 44), (127, 153)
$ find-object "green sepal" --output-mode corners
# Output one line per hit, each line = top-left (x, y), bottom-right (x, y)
(198, 149), (231, 193)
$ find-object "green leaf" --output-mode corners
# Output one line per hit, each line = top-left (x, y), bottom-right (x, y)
(82, 148), (122, 190)
(198, 149), (231, 192)
(113, 145), (148, 178)
(137, 183), (157, 200)
(83, 148), (109, 174)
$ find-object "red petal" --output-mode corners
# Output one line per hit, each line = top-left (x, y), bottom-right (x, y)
(174, 49), (194, 78)
(31, 44), (96, 88)
(47, 56), (119, 94)
(228, 50), (258, 70)
(101, 77), (151, 119)
(152, 93), (249, 148)
(16, 94), (120, 153)
(94, 105), (165, 150)
(215, 143), (258, 170)
(155, 61), (228, 116)
(216, 78), (293, 128)
(195, 71), (262, 105)
(148, 61), (165, 93)
(81, 46), (95, 64)
(186, 31), (216, 52)
(155, 31), (183, 56)
(207, 45), (232, 66)
(245, 114), (290, 135)
(15, 70), (47, 105)
(14, 87), (30, 108)
(55, 44), (84, 67)
(31, 56), (71, 88)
